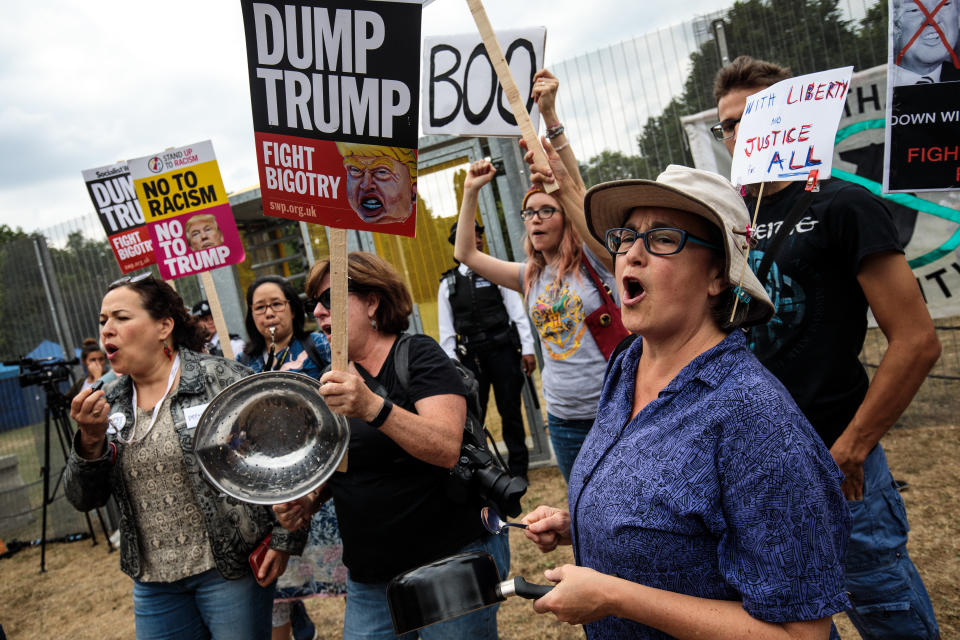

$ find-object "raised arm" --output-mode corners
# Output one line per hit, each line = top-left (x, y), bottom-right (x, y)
(522, 137), (612, 272)
(453, 161), (526, 292)
(532, 69), (585, 191)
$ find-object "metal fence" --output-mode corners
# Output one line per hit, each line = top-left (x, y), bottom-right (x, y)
(3, 0), (954, 549)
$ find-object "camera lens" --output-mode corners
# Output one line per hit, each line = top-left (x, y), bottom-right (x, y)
(473, 467), (528, 518)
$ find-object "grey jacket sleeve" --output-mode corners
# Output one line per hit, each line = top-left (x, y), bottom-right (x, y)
(63, 431), (114, 512)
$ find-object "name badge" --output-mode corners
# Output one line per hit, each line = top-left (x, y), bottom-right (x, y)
(475, 278), (494, 288)
(183, 403), (210, 430)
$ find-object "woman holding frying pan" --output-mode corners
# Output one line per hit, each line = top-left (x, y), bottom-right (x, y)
(520, 160), (852, 639)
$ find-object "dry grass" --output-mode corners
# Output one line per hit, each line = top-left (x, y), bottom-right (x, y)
(1, 423), (957, 639)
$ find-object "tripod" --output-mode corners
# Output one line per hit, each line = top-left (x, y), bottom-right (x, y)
(38, 379), (114, 572)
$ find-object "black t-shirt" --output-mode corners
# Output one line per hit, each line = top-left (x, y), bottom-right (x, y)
(745, 180), (902, 448)
(327, 334), (484, 583)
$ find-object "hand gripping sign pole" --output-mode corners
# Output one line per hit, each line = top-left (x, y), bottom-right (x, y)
(465, 0), (558, 194)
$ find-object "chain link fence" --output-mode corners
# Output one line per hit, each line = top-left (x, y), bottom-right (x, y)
(3, 0), (955, 550)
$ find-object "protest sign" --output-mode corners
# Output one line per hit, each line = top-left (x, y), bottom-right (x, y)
(883, 0), (960, 192)
(81, 162), (155, 273)
(683, 64), (960, 319)
(127, 140), (245, 281)
(240, 0), (421, 238)
(730, 67), (853, 186)
(422, 27), (545, 137)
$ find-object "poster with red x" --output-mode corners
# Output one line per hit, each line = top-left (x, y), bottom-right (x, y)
(884, 0), (960, 192)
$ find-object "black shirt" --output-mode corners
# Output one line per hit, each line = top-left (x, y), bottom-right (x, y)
(327, 334), (484, 583)
(745, 180), (902, 448)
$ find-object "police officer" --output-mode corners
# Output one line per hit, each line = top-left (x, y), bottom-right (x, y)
(191, 300), (245, 358)
(437, 221), (536, 479)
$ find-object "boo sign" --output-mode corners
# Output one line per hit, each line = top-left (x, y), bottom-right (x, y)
(731, 66), (853, 186)
(82, 162), (155, 273)
(127, 140), (245, 280)
(422, 27), (546, 137)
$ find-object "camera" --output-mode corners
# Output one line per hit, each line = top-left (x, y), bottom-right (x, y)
(450, 440), (528, 519)
(3, 356), (78, 389)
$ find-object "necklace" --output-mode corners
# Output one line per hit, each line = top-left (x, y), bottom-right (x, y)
(119, 354), (181, 445)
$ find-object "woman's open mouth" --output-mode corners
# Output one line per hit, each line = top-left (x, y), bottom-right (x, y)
(104, 343), (119, 360)
(622, 276), (646, 304)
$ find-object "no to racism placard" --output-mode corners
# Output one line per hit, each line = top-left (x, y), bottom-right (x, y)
(731, 67), (853, 186)
(883, 0), (960, 192)
(127, 141), (245, 280)
(422, 27), (546, 137)
(240, 0), (422, 237)
(82, 162), (155, 273)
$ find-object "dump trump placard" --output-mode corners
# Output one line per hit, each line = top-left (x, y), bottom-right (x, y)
(127, 141), (245, 280)
(240, 0), (422, 237)
(82, 162), (156, 273)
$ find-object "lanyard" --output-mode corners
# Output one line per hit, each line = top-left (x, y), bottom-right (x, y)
(120, 354), (181, 445)
(263, 345), (291, 371)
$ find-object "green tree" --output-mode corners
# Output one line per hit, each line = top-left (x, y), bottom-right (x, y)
(635, 0), (888, 174)
(579, 150), (657, 188)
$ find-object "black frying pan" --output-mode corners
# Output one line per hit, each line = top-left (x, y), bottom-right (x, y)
(386, 550), (553, 634)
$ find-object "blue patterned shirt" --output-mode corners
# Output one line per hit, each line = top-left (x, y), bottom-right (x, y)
(569, 330), (851, 639)
(241, 331), (330, 380)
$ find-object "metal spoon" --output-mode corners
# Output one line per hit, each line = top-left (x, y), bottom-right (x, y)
(480, 506), (528, 535)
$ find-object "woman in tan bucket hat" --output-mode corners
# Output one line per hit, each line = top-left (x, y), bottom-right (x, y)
(519, 160), (853, 640)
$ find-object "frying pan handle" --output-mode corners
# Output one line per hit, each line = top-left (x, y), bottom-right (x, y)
(500, 576), (553, 600)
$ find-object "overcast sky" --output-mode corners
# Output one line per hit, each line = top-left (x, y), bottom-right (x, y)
(0, 0), (757, 233)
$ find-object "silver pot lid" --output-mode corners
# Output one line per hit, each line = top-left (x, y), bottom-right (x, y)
(193, 371), (348, 505)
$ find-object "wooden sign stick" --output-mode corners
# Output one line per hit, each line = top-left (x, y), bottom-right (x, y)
(465, 0), (558, 193)
(198, 270), (234, 361)
(328, 228), (349, 372)
(328, 227), (349, 472)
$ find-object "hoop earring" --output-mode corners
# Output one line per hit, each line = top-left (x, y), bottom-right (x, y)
(162, 342), (173, 360)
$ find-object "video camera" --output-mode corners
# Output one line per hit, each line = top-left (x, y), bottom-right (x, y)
(2, 356), (79, 389)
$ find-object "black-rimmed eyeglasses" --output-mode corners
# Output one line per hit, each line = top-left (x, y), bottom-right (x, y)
(520, 206), (559, 221)
(604, 227), (722, 256)
(251, 300), (288, 316)
(709, 118), (741, 141)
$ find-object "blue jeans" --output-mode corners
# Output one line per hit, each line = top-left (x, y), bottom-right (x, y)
(547, 413), (594, 482)
(343, 533), (510, 640)
(844, 444), (939, 639)
(132, 568), (273, 640)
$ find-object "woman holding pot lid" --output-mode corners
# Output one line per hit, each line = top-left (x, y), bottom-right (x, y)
(238, 276), (344, 640)
(274, 252), (509, 640)
(520, 165), (851, 639)
(64, 274), (306, 639)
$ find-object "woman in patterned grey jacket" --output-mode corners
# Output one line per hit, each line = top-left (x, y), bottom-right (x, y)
(65, 274), (306, 640)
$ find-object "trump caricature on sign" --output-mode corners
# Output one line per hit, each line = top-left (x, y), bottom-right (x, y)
(334, 142), (417, 224)
(185, 213), (225, 251)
